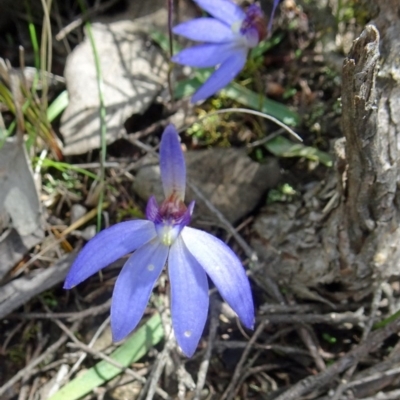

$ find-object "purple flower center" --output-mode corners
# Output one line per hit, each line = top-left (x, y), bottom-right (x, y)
(159, 193), (188, 221)
(149, 193), (192, 246)
(240, 4), (266, 47)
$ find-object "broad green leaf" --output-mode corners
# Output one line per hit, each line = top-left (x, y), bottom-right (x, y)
(265, 136), (333, 167)
(221, 83), (300, 126)
(174, 73), (299, 127)
(49, 313), (163, 400)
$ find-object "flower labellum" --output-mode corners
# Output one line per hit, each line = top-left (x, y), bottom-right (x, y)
(64, 124), (254, 357)
(172, 0), (279, 103)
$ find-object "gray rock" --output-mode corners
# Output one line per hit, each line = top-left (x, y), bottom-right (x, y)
(60, 20), (168, 155)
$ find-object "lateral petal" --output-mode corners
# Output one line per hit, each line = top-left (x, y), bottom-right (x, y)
(111, 239), (168, 341)
(181, 227), (254, 329)
(194, 0), (245, 25)
(64, 220), (156, 289)
(169, 237), (209, 357)
(191, 48), (247, 103)
(173, 18), (236, 43)
(172, 42), (239, 68)
(160, 124), (186, 201)
(146, 196), (160, 223)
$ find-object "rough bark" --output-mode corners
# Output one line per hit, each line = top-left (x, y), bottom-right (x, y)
(252, 0), (400, 298)
(339, 9), (400, 292)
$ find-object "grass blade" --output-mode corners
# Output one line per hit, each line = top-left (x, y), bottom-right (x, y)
(47, 90), (69, 122)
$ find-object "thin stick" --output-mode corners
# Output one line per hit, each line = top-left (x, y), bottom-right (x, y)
(142, 294), (175, 400)
(55, 0), (120, 41)
(220, 320), (268, 400)
(272, 315), (400, 400)
(140, 334), (175, 400)
(167, 0), (175, 101)
(193, 296), (220, 400)
(298, 326), (326, 371)
(0, 325), (78, 397)
(8, 299), (112, 321)
(66, 315), (111, 380)
(39, 0), (53, 111)
(357, 390), (400, 400)
(258, 312), (369, 325)
(78, 0), (107, 232)
(330, 284), (383, 400)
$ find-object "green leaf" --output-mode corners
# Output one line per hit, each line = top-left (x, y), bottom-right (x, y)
(373, 309), (400, 330)
(49, 313), (163, 400)
(249, 33), (284, 59)
(322, 332), (337, 344)
(149, 30), (182, 54)
(174, 76), (202, 99)
(174, 72), (299, 127)
(221, 83), (300, 126)
(39, 158), (99, 181)
(265, 136), (333, 167)
(173, 69), (212, 100)
(47, 90), (69, 122)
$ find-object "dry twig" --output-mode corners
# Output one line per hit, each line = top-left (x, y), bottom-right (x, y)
(330, 284), (383, 400)
(220, 320), (268, 400)
(0, 322), (80, 397)
(273, 315), (400, 400)
(193, 295), (220, 400)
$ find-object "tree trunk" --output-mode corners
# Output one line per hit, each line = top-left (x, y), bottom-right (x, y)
(251, 0), (400, 300)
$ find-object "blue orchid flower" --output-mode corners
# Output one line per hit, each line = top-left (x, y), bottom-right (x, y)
(64, 124), (254, 357)
(172, 0), (280, 103)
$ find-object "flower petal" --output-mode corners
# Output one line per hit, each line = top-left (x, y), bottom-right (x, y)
(169, 237), (209, 357)
(173, 18), (236, 43)
(181, 227), (254, 329)
(64, 220), (156, 289)
(172, 42), (239, 68)
(194, 0), (245, 25)
(191, 48), (247, 103)
(146, 196), (160, 223)
(111, 239), (168, 341)
(160, 124), (186, 200)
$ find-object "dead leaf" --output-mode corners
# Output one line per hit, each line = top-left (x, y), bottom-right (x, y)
(0, 138), (44, 279)
(0, 138), (42, 235)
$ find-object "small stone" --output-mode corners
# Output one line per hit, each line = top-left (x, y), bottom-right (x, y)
(80, 225), (97, 241)
(70, 204), (87, 224)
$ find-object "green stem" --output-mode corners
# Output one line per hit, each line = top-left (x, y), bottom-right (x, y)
(78, 0), (107, 232)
